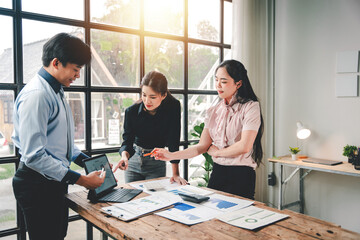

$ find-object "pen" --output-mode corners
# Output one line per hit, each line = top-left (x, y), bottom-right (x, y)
(144, 150), (157, 157)
(100, 167), (105, 177)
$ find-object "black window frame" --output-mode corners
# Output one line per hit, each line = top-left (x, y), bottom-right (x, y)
(0, 0), (231, 239)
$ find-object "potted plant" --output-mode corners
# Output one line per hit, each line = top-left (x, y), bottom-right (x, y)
(190, 122), (213, 186)
(352, 148), (360, 170)
(289, 147), (300, 160)
(342, 145), (357, 164)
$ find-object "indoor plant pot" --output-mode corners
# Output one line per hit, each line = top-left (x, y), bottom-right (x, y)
(289, 147), (300, 161)
(343, 145), (357, 164)
(353, 155), (360, 170)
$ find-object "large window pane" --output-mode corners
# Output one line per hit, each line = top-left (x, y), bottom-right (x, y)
(188, 0), (220, 42)
(144, 0), (184, 36)
(22, 0), (84, 20)
(91, 30), (140, 87)
(0, 163), (16, 231)
(145, 37), (184, 88)
(66, 92), (86, 150)
(22, 20), (85, 85)
(188, 94), (218, 140)
(0, 1), (11, 8)
(0, 16), (13, 84)
(0, 91), (14, 157)
(224, 48), (231, 60)
(224, 1), (233, 44)
(91, 0), (140, 29)
(187, 94), (218, 186)
(188, 44), (219, 90)
(91, 93), (139, 149)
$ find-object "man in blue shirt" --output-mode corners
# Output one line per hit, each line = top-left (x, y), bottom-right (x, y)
(12, 33), (105, 240)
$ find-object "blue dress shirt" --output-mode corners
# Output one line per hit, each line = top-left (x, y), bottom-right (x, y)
(12, 68), (87, 184)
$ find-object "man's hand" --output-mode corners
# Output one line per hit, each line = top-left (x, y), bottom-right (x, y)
(76, 170), (105, 190)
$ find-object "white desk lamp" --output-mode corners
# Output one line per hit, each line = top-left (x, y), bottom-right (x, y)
(297, 122), (311, 139)
(296, 122), (311, 158)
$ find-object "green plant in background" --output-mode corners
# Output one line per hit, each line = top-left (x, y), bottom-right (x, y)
(190, 122), (213, 186)
(289, 147), (300, 155)
(343, 145), (357, 158)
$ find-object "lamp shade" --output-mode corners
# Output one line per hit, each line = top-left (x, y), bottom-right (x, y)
(296, 122), (311, 139)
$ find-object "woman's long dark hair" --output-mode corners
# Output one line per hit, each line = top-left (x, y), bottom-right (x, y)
(140, 71), (175, 101)
(216, 60), (264, 166)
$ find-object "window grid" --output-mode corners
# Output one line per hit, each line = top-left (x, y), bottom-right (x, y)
(0, 0), (231, 238)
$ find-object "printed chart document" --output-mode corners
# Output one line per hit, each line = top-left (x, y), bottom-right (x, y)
(156, 202), (220, 225)
(130, 179), (181, 194)
(101, 192), (180, 221)
(166, 184), (214, 196)
(200, 194), (253, 212)
(156, 193), (253, 225)
(130, 179), (214, 196)
(217, 206), (289, 230)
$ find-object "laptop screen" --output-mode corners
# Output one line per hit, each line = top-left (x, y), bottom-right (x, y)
(83, 154), (117, 196)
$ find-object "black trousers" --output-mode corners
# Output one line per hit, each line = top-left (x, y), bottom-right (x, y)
(12, 162), (69, 240)
(208, 162), (256, 199)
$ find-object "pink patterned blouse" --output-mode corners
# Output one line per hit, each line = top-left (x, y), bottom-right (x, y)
(204, 95), (261, 169)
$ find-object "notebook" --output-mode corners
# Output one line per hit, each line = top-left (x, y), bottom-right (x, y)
(83, 154), (143, 203)
(302, 158), (343, 166)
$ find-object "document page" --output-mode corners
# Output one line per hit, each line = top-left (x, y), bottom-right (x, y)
(155, 194), (253, 225)
(101, 192), (180, 221)
(130, 179), (181, 194)
(156, 202), (221, 225)
(216, 206), (289, 230)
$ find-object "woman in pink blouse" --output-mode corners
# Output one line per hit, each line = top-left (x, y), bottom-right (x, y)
(153, 60), (264, 199)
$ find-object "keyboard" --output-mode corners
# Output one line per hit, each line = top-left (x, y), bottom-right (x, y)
(99, 188), (142, 203)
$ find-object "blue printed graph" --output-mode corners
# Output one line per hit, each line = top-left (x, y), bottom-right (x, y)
(183, 213), (200, 220)
(174, 203), (195, 211)
(207, 198), (237, 209)
(167, 189), (186, 195)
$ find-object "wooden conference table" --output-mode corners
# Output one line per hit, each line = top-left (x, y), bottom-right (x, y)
(66, 178), (360, 240)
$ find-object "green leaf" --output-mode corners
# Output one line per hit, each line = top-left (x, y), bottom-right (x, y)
(194, 126), (203, 134)
(191, 133), (200, 138)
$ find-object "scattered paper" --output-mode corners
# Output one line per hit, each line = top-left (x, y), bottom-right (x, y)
(217, 206), (289, 230)
(101, 192), (179, 221)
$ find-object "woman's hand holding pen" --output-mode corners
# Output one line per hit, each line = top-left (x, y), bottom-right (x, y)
(151, 148), (173, 161)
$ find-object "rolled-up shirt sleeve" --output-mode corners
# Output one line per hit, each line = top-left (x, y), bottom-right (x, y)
(16, 90), (73, 182)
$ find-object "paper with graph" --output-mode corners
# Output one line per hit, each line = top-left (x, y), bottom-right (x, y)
(101, 192), (180, 221)
(130, 179), (214, 196)
(155, 193), (253, 225)
(217, 206), (289, 230)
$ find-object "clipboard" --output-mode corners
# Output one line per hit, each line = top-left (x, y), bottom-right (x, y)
(101, 192), (181, 221)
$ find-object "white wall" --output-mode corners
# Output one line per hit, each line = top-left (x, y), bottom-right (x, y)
(272, 0), (360, 233)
